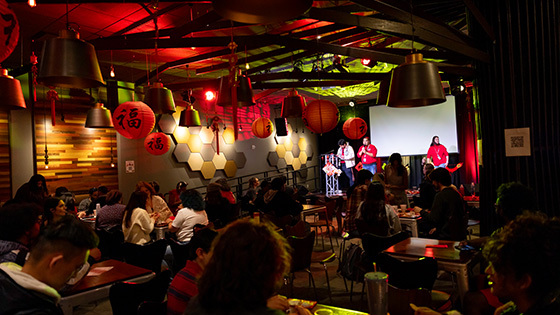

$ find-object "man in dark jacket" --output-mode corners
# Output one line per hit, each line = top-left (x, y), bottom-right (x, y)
(0, 202), (42, 266)
(0, 216), (98, 314)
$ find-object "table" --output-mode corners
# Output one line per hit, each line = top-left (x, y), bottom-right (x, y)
(312, 303), (368, 315)
(59, 259), (155, 315)
(398, 215), (419, 237)
(300, 204), (327, 222)
(383, 237), (481, 303)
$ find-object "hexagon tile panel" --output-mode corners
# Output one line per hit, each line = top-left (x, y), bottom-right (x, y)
(187, 153), (204, 171)
(200, 161), (216, 179)
(224, 160), (237, 177)
(173, 143), (190, 163)
(158, 114), (177, 135)
(267, 131), (313, 178)
(212, 153), (227, 169)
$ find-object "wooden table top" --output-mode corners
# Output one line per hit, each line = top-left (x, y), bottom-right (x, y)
(383, 237), (479, 264)
(302, 204), (326, 211)
(61, 259), (153, 296)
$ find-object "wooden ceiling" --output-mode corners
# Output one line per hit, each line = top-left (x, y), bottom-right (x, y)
(4, 0), (490, 104)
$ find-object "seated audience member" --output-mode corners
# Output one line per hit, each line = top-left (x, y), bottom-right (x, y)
(254, 179), (271, 213)
(263, 177), (303, 221)
(214, 177), (236, 204)
(95, 190), (126, 230)
(205, 183), (235, 228)
(356, 181), (402, 236)
(122, 191), (159, 245)
(88, 185), (109, 213)
(241, 177), (260, 214)
(169, 190), (209, 243)
(414, 213), (560, 315)
(168, 181), (188, 213)
(0, 203), (42, 266)
(57, 189), (76, 215)
(42, 197), (68, 227)
(345, 169), (373, 237)
(167, 228), (218, 315)
(413, 163), (436, 210)
(14, 174), (49, 207)
(414, 168), (467, 241)
(136, 181), (173, 223)
(0, 216), (98, 314)
(78, 187), (98, 214)
(185, 220), (311, 315)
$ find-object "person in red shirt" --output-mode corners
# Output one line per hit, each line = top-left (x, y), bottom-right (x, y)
(357, 137), (378, 174)
(426, 136), (448, 168)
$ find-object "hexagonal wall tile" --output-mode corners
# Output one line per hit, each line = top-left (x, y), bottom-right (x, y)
(173, 143), (190, 162)
(158, 114), (176, 134)
(292, 157), (301, 170)
(212, 153), (227, 169)
(267, 151), (279, 167)
(221, 144), (236, 160)
(199, 127), (215, 144)
(275, 144), (286, 158)
(290, 129), (299, 143)
(284, 138), (293, 151)
(200, 161), (216, 179)
(173, 126), (190, 144)
(299, 151), (308, 164)
(187, 153), (204, 171)
(292, 145), (300, 158)
(200, 144), (216, 161)
(187, 136), (203, 152)
(234, 152), (247, 168)
(284, 151), (294, 165)
(224, 160), (237, 177)
(277, 158), (287, 169)
(306, 144), (314, 158)
(298, 138), (307, 150)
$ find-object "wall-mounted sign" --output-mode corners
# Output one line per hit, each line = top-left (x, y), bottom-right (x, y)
(125, 160), (135, 173)
(505, 127), (531, 157)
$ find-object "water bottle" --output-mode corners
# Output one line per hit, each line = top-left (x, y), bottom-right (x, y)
(94, 203), (100, 217)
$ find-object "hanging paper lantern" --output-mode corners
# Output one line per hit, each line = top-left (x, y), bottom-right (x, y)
(112, 101), (155, 139)
(343, 117), (368, 140)
(302, 100), (339, 134)
(251, 117), (274, 138)
(144, 132), (170, 155)
(0, 0), (19, 63)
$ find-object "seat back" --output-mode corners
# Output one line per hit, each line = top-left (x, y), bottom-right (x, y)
(387, 284), (432, 315)
(167, 238), (191, 274)
(316, 200), (336, 223)
(361, 231), (409, 264)
(109, 270), (171, 315)
(377, 253), (438, 290)
(284, 220), (309, 238)
(287, 231), (316, 272)
(123, 239), (167, 273)
(96, 226), (124, 261)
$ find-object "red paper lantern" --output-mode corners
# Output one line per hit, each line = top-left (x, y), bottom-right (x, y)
(144, 132), (170, 155)
(302, 100), (339, 134)
(0, 1), (19, 63)
(252, 117), (274, 138)
(112, 101), (155, 139)
(343, 117), (368, 139)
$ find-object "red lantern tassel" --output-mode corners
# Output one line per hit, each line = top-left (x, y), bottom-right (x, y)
(46, 89), (59, 127)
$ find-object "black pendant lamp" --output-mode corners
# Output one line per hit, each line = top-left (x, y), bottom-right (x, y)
(0, 68), (26, 110)
(38, 29), (104, 89)
(281, 89), (305, 118)
(237, 73), (255, 107)
(387, 53), (445, 107)
(85, 102), (113, 128)
(376, 76), (390, 105)
(212, 0), (313, 24)
(144, 82), (176, 114)
(216, 76), (232, 107)
(179, 105), (202, 127)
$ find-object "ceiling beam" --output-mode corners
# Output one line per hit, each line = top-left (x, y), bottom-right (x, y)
(252, 80), (369, 89)
(249, 72), (388, 81)
(170, 10), (223, 39)
(111, 3), (187, 37)
(92, 35), (278, 50)
(462, 0), (495, 41)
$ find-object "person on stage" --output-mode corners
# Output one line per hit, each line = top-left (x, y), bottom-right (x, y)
(357, 137), (377, 174)
(337, 139), (355, 187)
(426, 136), (448, 168)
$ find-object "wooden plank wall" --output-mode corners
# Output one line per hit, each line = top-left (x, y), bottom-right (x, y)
(0, 112), (10, 201)
(34, 94), (118, 195)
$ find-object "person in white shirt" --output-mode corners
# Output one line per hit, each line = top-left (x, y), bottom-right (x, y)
(337, 139), (356, 187)
(122, 191), (159, 245)
(169, 190), (208, 243)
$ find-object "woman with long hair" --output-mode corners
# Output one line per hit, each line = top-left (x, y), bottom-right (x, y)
(42, 197), (68, 227)
(356, 181), (401, 236)
(427, 135), (449, 168)
(384, 152), (409, 206)
(135, 181), (173, 223)
(122, 191), (159, 245)
(186, 220), (310, 315)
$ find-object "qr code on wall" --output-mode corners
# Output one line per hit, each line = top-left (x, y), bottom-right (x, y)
(510, 136), (524, 148)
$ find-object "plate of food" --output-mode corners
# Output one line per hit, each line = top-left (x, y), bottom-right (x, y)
(288, 298), (317, 309)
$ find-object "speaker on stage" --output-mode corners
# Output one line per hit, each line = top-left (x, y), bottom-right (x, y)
(275, 118), (288, 136)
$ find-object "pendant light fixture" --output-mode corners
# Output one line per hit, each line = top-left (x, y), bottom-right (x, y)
(216, 72), (255, 107)
(85, 102), (113, 128)
(386, 2), (445, 108)
(281, 88), (305, 118)
(0, 68), (26, 110)
(144, 82), (176, 114)
(212, 0), (313, 24)
(179, 106), (202, 127)
(38, 12), (104, 89)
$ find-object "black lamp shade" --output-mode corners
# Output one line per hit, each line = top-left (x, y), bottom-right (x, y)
(179, 106), (201, 127)
(281, 89), (305, 118)
(237, 74), (255, 107)
(85, 103), (113, 128)
(0, 69), (26, 110)
(387, 53), (446, 108)
(376, 76), (390, 105)
(38, 29), (104, 89)
(144, 82), (176, 114)
(212, 0), (313, 24)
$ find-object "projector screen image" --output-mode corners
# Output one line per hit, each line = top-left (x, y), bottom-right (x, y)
(369, 95), (458, 157)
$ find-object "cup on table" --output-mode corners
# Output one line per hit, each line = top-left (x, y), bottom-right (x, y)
(400, 204), (407, 212)
(314, 309), (333, 315)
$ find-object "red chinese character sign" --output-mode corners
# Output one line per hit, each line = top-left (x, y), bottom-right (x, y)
(302, 100), (339, 134)
(112, 101), (155, 139)
(144, 132), (170, 155)
(252, 117), (274, 138)
(343, 117), (367, 139)
(0, 0), (19, 63)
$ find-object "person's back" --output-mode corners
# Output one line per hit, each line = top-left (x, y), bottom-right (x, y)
(0, 202), (41, 266)
(431, 187), (467, 240)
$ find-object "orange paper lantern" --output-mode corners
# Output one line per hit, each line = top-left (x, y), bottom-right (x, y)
(343, 117), (368, 139)
(144, 132), (170, 155)
(0, 1), (19, 63)
(112, 101), (155, 139)
(252, 117), (274, 138)
(302, 100), (339, 134)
